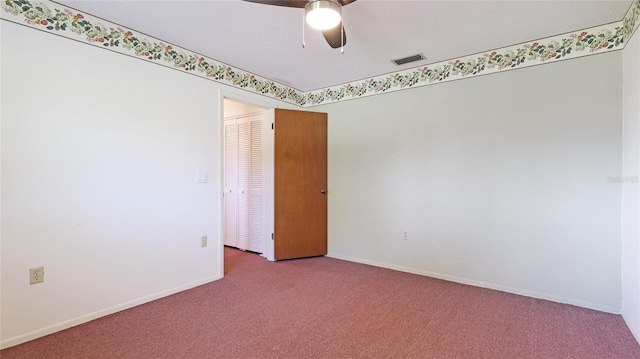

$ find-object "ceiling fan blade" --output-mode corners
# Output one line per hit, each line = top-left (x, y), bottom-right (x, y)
(241, 0), (307, 8)
(339, 0), (357, 6)
(322, 23), (347, 49)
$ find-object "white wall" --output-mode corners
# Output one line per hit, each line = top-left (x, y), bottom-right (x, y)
(223, 99), (265, 118)
(0, 18), (4, 344)
(622, 28), (640, 342)
(316, 52), (623, 312)
(1, 11), (635, 348)
(0, 22), (288, 348)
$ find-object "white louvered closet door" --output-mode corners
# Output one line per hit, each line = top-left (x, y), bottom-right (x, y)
(237, 117), (251, 251)
(223, 111), (269, 255)
(248, 114), (265, 253)
(223, 119), (238, 247)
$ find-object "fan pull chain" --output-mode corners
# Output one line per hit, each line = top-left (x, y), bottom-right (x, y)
(302, 11), (306, 48)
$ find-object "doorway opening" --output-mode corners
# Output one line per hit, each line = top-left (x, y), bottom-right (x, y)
(220, 97), (329, 274)
(222, 98), (275, 266)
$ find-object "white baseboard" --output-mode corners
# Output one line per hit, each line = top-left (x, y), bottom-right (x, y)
(0, 275), (222, 350)
(326, 252), (621, 314)
(622, 312), (640, 345)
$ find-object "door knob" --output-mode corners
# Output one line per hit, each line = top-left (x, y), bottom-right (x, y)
(320, 189), (327, 194)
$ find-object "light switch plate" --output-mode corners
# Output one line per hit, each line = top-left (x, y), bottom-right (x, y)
(196, 171), (207, 183)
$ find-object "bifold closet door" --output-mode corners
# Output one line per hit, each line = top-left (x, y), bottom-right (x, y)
(237, 117), (250, 250)
(248, 116), (265, 253)
(223, 113), (267, 254)
(223, 119), (238, 247)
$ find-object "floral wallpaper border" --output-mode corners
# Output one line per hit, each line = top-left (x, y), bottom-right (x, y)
(301, 0), (640, 106)
(2, 0), (639, 107)
(624, 0), (640, 40)
(1, 0), (306, 105)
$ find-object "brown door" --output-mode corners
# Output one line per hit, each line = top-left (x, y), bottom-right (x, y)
(274, 109), (328, 260)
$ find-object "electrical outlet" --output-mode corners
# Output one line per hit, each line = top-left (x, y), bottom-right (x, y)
(201, 236), (208, 248)
(403, 231), (409, 240)
(30, 266), (44, 285)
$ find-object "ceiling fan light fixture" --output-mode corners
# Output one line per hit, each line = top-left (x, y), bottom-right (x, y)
(305, 0), (342, 30)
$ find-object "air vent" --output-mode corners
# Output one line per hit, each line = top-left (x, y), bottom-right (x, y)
(391, 53), (426, 66)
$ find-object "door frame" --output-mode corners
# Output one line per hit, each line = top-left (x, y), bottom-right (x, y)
(218, 89), (281, 275)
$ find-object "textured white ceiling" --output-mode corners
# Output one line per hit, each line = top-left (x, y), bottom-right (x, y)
(58, 0), (633, 91)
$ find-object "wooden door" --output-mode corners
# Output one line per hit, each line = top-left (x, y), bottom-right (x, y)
(274, 109), (328, 260)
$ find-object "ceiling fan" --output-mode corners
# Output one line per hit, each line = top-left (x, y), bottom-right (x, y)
(242, 0), (357, 49)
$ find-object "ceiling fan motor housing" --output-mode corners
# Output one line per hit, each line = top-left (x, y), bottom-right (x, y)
(305, 0), (342, 30)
